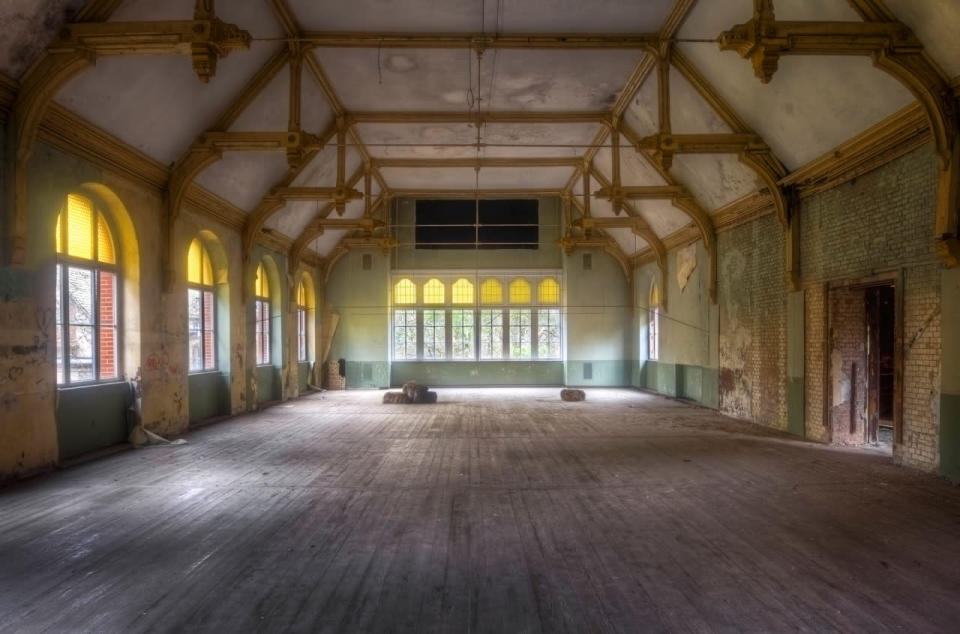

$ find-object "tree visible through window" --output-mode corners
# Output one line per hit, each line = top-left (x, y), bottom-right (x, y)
(537, 309), (561, 359)
(480, 309), (504, 359)
(55, 194), (119, 384)
(393, 309), (417, 359)
(187, 238), (216, 372)
(423, 309), (445, 359)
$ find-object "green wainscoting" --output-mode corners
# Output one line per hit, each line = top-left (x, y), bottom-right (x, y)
(564, 360), (630, 387)
(256, 365), (280, 405)
(56, 381), (130, 460)
(188, 372), (229, 423)
(391, 361), (563, 387)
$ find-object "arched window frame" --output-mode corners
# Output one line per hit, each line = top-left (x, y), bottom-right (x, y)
(186, 238), (216, 373)
(254, 262), (272, 366)
(55, 193), (121, 385)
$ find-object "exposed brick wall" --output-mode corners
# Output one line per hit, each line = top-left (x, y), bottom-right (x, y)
(800, 144), (941, 471)
(717, 213), (788, 430)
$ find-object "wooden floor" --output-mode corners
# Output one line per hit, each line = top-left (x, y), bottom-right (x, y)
(2, 388), (960, 633)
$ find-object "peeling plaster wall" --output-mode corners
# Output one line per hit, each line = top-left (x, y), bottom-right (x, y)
(0, 0), (85, 78)
(717, 213), (788, 429)
(633, 240), (719, 406)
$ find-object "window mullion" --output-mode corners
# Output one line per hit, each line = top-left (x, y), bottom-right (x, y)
(93, 264), (100, 381)
(502, 308), (509, 359)
(532, 309), (539, 360)
(416, 307), (424, 360)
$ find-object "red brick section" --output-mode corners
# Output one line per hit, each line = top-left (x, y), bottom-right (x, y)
(98, 271), (116, 378)
(800, 144), (940, 470)
(717, 212), (788, 430)
(203, 290), (215, 370)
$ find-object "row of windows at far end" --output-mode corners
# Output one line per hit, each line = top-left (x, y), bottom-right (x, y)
(394, 308), (561, 361)
(393, 276), (560, 306)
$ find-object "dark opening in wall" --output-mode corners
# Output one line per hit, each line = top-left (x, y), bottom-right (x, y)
(415, 199), (538, 249)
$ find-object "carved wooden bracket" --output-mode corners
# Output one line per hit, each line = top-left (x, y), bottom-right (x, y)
(50, 19), (250, 83)
(719, 4), (960, 267)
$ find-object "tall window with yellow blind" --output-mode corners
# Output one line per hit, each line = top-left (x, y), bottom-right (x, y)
(254, 263), (271, 365)
(187, 238), (216, 372)
(55, 194), (119, 384)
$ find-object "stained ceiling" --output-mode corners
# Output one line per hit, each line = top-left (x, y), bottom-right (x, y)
(1, 0), (956, 259)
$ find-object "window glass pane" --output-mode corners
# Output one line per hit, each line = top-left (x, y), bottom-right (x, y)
(298, 308), (307, 362)
(189, 327), (203, 371)
(67, 194), (94, 260)
(480, 309), (503, 359)
(67, 267), (94, 325)
(538, 278), (560, 305)
(480, 279), (502, 305)
(69, 325), (95, 381)
(98, 272), (117, 378)
(510, 309), (532, 359)
(423, 279), (445, 304)
(99, 272), (117, 326)
(537, 309), (561, 359)
(188, 288), (202, 330)
(394, 279), (416, 305)
(423, 309), (446, 359)
(97, 216), (116, 264)
(204, 329), (215, 371)
(393, 309), (417, 360)
(509, 278), (531, 304)
(452, 279), (474, 304)
(56, 214), (62, 254)
(452, 309), (475, 359)
(56, 265), (64, 384)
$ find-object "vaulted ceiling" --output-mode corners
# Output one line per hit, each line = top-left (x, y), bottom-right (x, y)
(2, 0), (957, 260)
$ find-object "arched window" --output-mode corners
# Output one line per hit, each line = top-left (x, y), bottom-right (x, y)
(254, 262), (271, 365)
(649, 282), (660, 361)
(452, 278), (473, 304)
(394, 278), (416, 305)
(187, 238), (215, 372)
(508, 278), (531, 304)
(55, 193), (119, 384)
(538, 278), (560, 305)
(480, 278), (502, 305)
(423, 278), (445, 304)
(296, 275), (316, 363)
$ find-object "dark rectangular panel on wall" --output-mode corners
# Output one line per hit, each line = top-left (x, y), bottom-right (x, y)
(415, 200), (538, 249)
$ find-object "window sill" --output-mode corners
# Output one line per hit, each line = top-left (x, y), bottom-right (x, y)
(392, 359), (562, 363)
(56, 379), (127, 391)
(188, 370), (222, 377)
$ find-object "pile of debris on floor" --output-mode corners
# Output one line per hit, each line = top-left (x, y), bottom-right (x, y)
(383, 381), (438, 404)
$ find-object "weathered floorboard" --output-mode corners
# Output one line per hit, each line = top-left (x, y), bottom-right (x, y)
(1, 388), (960, 633)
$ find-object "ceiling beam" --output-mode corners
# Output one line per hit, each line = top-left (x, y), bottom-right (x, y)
(388, 188), (562, 199)
(297, 32), (659, 50)
(271, 186), (363, 202)
(373, 157), (582, 169)
(349, 111), (605, 124)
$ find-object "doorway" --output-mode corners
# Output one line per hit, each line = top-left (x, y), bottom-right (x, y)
(827, 278), (899, 454)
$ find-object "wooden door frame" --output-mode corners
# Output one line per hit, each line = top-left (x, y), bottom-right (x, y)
(824, 271), (902, 449)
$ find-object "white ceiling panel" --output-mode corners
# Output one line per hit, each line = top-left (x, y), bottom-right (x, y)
(673, 47), (914, 169)
(634, 199), (692, 238)
(380, 165), (572, 190)
(623, 74), (659, 137)
(302, 67), (336, 134)
(229, 63), (289, 132)
(606, 227), (647, 255)
(670, 68), (732, 134)
(671, 154), (761, 211)
(57, 42), (281, 165)
(485, 49), (644, 111)
(358, 122), (481, 159)
(194, 151), (290, 212)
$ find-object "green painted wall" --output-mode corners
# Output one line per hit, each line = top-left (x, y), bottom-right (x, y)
(188, 372), (229, 423)
(56, 382), (130, 460)
(298, 362), (309, 392)
(326, 249), (391, 385)
(941, 268), (960, 481)
(633, 241), (718, 407)
(392, 361), (563, 386)
(564, 247), (631, 386)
